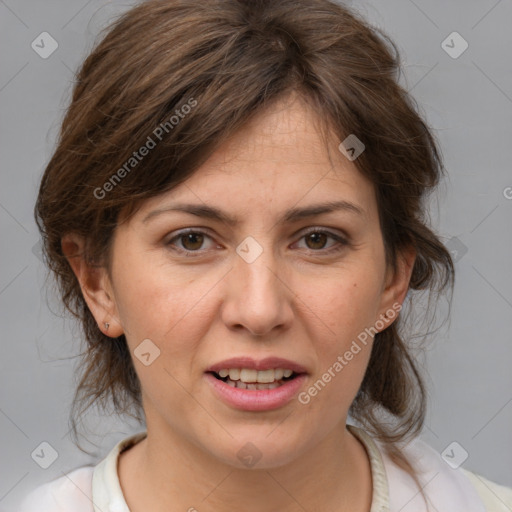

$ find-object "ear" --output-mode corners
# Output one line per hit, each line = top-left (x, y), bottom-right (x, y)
(61, 233), (124, 338)
(376, 244), (416, 331)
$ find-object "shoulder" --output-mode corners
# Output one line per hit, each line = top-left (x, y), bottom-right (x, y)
(461, 468), (512, 512)
(18, 466), (94, 512)
(17, 431), (147, 512)
(380, 434), (512, 512)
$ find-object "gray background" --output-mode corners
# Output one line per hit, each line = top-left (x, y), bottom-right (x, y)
(1, 0), (511, 510)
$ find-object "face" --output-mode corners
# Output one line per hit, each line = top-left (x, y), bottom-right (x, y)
(71, 94), (413, 469)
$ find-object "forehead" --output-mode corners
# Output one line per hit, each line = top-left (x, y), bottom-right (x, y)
(135, 95), (377, 223)
(207, 95), (338, 169)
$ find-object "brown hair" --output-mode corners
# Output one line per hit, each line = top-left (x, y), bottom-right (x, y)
(35, 0), (454, 505)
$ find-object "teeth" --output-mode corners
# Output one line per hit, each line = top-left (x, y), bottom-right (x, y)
(240, 369), (258, 382)
(214, 368), (296, 383)
(228, 368), (240, 381)
(254, 369), (275, 383)
(233, 380), (281, 390)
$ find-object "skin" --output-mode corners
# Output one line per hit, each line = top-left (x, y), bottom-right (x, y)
(63, 93), (415, 512)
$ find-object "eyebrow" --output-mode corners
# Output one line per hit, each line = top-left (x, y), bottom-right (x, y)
(142, 200), (365, 226)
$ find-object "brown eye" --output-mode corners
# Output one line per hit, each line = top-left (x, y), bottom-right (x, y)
(166, 229), (217, 254)
(294, 229), (349, 254)
(180, 232), (204, 251)
(305, 232), (328, 250)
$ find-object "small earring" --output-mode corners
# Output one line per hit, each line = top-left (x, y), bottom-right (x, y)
(104, 322), (110, 331)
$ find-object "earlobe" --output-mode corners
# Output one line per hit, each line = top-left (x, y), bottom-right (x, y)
(61, 233), (124, 337)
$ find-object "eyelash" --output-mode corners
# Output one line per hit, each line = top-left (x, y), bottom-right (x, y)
(165, 227), (349, 257)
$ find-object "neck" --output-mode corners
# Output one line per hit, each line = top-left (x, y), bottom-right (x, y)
(118, 419), (372, 512)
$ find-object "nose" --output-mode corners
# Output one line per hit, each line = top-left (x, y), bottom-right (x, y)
(221, 244), (294, 337)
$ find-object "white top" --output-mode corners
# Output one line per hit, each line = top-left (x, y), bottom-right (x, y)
(17, 425), (512, 512)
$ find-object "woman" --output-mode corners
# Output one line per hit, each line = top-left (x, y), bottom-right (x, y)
(19, 0), (512, 511)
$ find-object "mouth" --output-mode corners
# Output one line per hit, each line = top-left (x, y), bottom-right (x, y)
(204, 361), (308, 411)
(204, 356), (309, 411)
(207, 368), (302, 390)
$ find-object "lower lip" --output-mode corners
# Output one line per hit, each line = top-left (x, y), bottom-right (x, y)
(204, 372), (307, 411)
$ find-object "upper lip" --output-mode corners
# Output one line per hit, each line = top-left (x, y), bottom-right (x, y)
(206, 356), (308, 374)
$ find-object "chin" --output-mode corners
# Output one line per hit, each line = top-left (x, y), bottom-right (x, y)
(205, 429), (308, 470)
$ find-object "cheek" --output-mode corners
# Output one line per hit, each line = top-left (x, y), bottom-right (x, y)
(301, 270), (383, 344)
(112, 267), (217, 411)
(112, 256), (221, 360)
(296, 270), (382, 398)
(298, 282), (376, 418)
